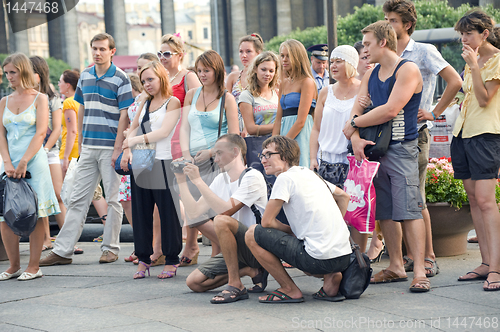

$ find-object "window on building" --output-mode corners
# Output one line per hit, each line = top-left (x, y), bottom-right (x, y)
(28, 27), (37, 42)
(43, 50), (49, 58)
(203, 27), (208, 40)
(30, 49), (37, 56)
(41, 25), (48, 42)
(188, 30), (193, 40)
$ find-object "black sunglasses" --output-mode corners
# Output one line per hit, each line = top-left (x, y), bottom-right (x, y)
(258, 152), (280, 160)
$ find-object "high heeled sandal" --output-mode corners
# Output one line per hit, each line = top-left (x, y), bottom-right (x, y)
(158, 265), (177, 279)
(151, 255), (166, 267)
(133, 261), (151, 279)
(178, 252), (199, 267)
(124, 251), (137, 262)
(369, 244), (385, 263)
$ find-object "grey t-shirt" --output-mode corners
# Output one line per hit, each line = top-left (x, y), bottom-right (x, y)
(47, 96), (62, 152)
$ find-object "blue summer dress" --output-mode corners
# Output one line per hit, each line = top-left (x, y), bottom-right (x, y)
(280, 92), (316, 168)
(0, 93), (60, 220)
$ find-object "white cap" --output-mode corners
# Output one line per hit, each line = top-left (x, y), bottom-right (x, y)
(330, 45), (359, 69)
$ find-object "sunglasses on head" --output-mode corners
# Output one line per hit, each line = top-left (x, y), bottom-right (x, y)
(157, 51), (178, 59)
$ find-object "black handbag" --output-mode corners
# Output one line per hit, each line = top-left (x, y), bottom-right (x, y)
(131, 99), (156, 173)
(339, 238), (372, 299)
(348, 59), (410, 161)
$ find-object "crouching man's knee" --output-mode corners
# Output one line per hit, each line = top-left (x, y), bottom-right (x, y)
(245, 224), (258, 249)
(186, 269), (207, 293)
(214, 214), (239, 234)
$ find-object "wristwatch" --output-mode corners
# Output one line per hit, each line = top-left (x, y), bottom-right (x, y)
(350, 116), (358, 129)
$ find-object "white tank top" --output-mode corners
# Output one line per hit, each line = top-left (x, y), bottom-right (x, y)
(317, 85), (356, 164)
(138, 97), (178, 160)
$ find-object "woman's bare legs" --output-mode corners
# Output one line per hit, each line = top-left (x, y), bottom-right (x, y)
(152, 205), (163, 260)
(43, 163), (66, 248)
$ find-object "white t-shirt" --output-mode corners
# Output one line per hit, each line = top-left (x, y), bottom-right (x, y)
(270, 166), (351, 260)
(209, 168), (268, 227)
(238, 90), (278, 134)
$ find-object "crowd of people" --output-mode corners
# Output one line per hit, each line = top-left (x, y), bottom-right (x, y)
(1, 0), (500, 302)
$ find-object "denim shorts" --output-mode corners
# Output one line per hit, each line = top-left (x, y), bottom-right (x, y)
(253, 225), (350, 275)
(451, 132), (500, 180)
(198, 222), (260, 279)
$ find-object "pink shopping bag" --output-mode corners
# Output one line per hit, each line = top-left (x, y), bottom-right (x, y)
(344, 156), (380, 233)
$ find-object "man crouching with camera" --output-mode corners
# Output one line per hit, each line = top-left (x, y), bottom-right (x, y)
(173, 133), (269, 304)
(245, 136), (352, 303)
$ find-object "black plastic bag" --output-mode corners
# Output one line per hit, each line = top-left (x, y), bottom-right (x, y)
(339, 240), (372, 299)
(0, 173), (6, 216)
(3, 172), (38, 237)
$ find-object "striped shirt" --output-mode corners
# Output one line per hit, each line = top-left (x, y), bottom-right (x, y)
(74, 63), (134, 149)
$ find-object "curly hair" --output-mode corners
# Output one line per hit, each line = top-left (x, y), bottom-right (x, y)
(246, 51), (280, 97)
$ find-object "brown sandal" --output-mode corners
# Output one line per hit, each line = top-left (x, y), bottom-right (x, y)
(370, 269), (408, 284)
(409, 276), (431, 293)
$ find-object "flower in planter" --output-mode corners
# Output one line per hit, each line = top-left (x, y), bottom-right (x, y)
(426, 157), (500, 208)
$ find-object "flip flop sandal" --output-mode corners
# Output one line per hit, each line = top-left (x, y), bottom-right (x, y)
(259, 290), (304, 304)
(484, 271), (500, 291)
(42, 245), (53, 252)
(425, 258), (439, 277)
(403, 256), (414, 272)
(409, 276), (431, 293)
(210, 285), (249, 304)
(248, 268), (269, 293)
(458, 263), (489, 281)
(370, 269), (408, 284)
(73, 246), (84, 255)
(312, 287), (344, 302)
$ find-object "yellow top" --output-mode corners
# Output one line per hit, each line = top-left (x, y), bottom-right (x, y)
(453, 52), (500, 138)
(59, 96), (79, 160)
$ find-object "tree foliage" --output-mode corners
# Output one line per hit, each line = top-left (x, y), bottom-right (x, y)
(266, 0), (500, 54)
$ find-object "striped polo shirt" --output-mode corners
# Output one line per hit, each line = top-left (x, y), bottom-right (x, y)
(74, 63), (134, 149)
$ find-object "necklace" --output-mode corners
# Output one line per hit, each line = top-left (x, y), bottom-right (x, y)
(202, 87), (218, 112)
(169, 69), (181, 83)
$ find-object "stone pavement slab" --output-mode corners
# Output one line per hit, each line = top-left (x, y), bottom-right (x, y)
(1, 240), (500, 332)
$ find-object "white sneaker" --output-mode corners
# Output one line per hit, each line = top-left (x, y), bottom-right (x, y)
(17, 269), (43, 281)
(0, 269), (22, 281)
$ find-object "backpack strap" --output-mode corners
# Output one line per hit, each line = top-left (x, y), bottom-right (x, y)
(238, 167), (262, 225)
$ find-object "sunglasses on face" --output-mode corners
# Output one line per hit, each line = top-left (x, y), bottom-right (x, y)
(157, 51), (178, 59)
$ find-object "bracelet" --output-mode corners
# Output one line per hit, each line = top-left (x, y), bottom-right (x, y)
(256, 125), (261, 136)
(431, 111), (436, 120)
(144, 134), (149, 144)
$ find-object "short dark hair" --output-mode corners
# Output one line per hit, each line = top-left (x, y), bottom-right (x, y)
(217, 133), (247, 159)
(353, 41), (364, 54)
(62, 69), (80, 91)
(383, 0), (417, 36)
(262, 136), (300, 167)
(90, 33), (116, 49)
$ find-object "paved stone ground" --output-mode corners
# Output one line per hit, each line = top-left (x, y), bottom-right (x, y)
(1, 228), (500, 332)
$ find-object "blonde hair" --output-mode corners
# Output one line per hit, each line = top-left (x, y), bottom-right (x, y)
(331, 58), (358, 79)
(160, 34), (186, 63)
(279, 39), (315, 84)
(139, 61), (172, 99)
(246, 51), (280, 97)
(361, 21), (397, 53)
(239, 33), (264, 54)
(2, 53), (37, 90)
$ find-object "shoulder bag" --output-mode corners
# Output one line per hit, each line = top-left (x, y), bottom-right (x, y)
(349, 59), (409, 161)
(132, 99), (156, 173)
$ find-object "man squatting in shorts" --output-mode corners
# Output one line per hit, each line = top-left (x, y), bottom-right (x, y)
(245, 136), (353, 303)
(174, 133), (269, 303)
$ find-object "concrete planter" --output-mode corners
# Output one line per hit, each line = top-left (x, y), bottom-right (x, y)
(428, 202), (473, 257)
